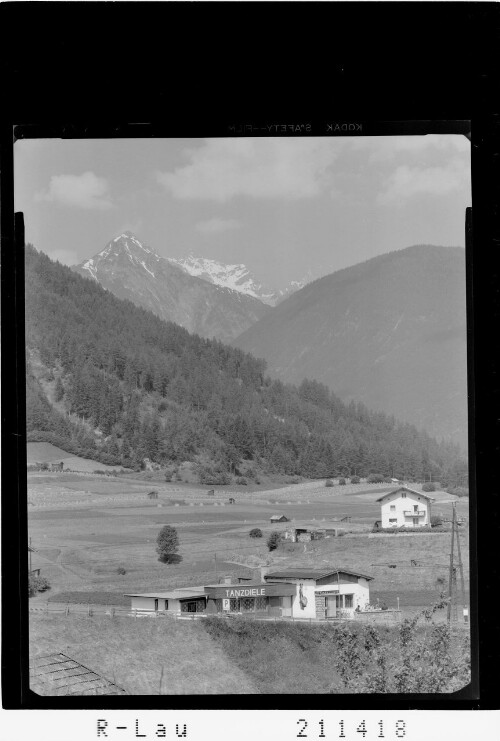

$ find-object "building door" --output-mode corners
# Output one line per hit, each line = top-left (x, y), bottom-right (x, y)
(154, 599), (159, 612)
(413, 517), (419, 526)
(325, 595), (337, 618)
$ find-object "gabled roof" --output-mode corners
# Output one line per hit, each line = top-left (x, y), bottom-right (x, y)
(376, 486), (435, 502)
(265, 568), (374, 581)
(270, 514), (288, 519)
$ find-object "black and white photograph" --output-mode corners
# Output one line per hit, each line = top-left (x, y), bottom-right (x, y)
(16, 131), (473, 697)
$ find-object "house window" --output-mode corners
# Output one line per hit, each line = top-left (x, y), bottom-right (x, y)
(414, 505), (418, 512)
(334, 594), (354, 609)
(164, 600), (168, 611)
(390, 505), (396, 511)
(401, 493), (406, 498)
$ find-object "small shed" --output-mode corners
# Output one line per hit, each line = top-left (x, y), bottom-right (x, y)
(270, 514), (289, 523)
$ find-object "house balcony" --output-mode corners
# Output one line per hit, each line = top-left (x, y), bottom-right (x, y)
(403, 510), (426, 517)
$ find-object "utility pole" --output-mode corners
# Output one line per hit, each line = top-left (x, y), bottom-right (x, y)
(447, 505), (456, 624)
(214, 552), (218, 583)
(447, 502), (467, 623)
(29, 537), (32, 574)
(454, 503), (467, 622)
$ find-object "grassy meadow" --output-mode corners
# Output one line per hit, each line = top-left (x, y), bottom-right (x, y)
(29, 613), (257, 695)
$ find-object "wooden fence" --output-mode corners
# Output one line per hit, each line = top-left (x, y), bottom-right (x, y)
(30, 602), (365, 623)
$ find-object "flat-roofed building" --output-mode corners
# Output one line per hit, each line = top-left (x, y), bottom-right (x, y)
(125, 586), (207, 615)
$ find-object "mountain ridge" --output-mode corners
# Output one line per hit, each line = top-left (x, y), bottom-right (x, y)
(73, 233), (270, 343)
(234, 244), (468, 447)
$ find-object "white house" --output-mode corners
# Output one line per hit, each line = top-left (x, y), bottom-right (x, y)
(376, 486), (434, 528)
(263, 568), (373, 619)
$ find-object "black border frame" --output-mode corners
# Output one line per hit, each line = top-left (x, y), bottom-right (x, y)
(2, 0), (499, 713)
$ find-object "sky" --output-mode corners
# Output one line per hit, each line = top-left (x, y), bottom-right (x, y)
(14, 135), (471, 292)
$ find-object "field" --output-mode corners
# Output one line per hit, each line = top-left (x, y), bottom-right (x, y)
(28, 471), (469, 605)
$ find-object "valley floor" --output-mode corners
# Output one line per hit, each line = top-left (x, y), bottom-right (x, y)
(27, 471), (471, 695)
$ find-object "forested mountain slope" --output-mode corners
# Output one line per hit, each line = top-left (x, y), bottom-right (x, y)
(234, 245), (468, 446)
(25, 245), (467, 485)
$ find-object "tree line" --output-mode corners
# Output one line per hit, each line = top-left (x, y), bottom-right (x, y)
(25, 245), (468, 486)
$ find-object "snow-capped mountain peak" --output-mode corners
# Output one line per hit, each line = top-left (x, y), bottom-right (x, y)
(167, 254), (280, 305)
(79, 232), (161, 281)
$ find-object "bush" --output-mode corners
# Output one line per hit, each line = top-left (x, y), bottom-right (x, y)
(195, 463), (231, 486)
(116, 566), (127, 575)
(351, 476), (360, 484)
(249, 528), (263, 539)
(431, 515), (443, 528)
(28, 574), (51, 597)
(325, 479), (334, 487)
(164, 470), (173, 482)
(338, 477), (346, 485)
(236, 477), (248, 485)
(267, 531), (282, 551)
(446, 486), (469, 498)
(422, 482), (436, 492)
(367, 473), (384, 484)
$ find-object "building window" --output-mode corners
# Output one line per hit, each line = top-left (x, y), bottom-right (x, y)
(164, 600), (168, 611)
(255, 597), (267, 611)
(344, 594), (353, 609)
(242, 598), (254, 612)
(229, 598), (240, 612)
(389, 518), (397, 523)
(390, 505), (396, 511)
(401, 493), (406, 498)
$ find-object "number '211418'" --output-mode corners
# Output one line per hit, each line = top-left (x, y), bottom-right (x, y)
(297, 719), (406, 739)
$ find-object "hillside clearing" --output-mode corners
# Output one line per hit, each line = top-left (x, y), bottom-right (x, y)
(27, 442), (126, 472)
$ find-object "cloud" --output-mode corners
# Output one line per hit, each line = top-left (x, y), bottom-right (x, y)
(46, 248), (79, 266)
(36, 171), (112, 209)
(196, 217), (241, 234)
(157, 138), (338, 201)
(377, 158), (470, 205)
(352, 134), (470, 163)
